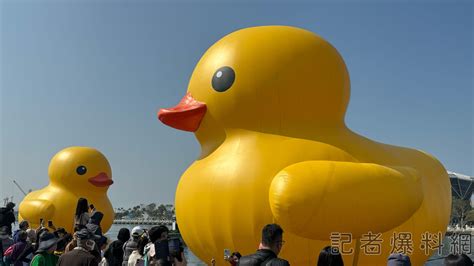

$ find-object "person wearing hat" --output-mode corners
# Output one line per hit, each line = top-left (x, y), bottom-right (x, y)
(58, 228), (99, 266)
(30, 231), (59, 266)
(122, 226), (144, 266)
(0, 202), (16, 236)
(54, 228), (73, 256)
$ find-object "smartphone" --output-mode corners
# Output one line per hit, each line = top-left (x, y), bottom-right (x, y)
(48, 220), (53, 227)
(224, 249), (231, 260)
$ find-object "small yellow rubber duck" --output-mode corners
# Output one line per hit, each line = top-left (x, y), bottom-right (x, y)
(159, 26), (450, 265)
(19, 146), (114, 233)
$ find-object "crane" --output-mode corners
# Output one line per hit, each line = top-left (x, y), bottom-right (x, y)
(12, 180), (29, 196)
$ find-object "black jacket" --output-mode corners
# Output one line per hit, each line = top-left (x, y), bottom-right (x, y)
(0, 207), (16, 234)
(238, 249), (290, 266)
(103, 240), (124, 266)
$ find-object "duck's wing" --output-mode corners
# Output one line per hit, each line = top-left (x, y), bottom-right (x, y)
(19, 199), (55, 224)
(269, 161), (423, 240)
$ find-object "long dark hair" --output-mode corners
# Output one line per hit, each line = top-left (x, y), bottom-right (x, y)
(75, 198), (89, 218)
(317, 246), (344, 266)
(137, 236), (149, 256)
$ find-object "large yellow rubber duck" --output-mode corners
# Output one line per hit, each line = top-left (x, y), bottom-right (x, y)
(19, 147), (114, 233)
(158, 26), (451, 265)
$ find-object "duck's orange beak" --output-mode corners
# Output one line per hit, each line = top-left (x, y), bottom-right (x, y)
(158, 93), (207, 132)
(88, 172), (113, 187)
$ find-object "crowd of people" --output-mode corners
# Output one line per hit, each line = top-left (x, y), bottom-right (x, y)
(1, 201), (473, 266)
(0, 200), (186, 266)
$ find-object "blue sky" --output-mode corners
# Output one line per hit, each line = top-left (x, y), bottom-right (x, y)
(1, 1), (472, 208)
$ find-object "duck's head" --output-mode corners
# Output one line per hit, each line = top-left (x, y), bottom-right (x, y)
(159, 26), (350, 155)
(49, 147), (113, 193)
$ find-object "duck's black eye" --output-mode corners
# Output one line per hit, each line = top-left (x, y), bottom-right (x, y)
(212, 66), (235, 92)
(76, 166), (87, 175)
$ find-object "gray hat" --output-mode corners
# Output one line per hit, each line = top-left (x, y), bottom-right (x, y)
(387, 253), (411, 266)
(36, 232), (58, 253)
(76, 228), (94, 240)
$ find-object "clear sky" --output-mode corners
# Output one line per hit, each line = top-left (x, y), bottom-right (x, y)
(1, 1), (472, 208)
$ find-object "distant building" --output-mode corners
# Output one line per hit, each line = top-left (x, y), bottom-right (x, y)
(448, 171), (473, 201)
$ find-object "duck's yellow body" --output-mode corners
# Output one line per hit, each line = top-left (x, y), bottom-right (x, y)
(19, 147), (114, 233)
(159, 26), (451, 265)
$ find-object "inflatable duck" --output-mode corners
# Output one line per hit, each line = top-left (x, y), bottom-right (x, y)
(158, 26), (451, 265)
(19, 147), (114, 233)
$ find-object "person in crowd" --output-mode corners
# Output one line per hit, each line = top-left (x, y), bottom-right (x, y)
(0, 225), (14, 266)
(25, 229), (37, 246)
(443, 254), (473, 266)
(147, 225), (170, 265)
(34, 226), (50, 252)
(123, 226), (144, 266)
(54, 228), (72, 256)
(14, 228), (37, 266)
(86, 211), (107, 251)
(30, 231), (59, 266)
(0, 202), (16, 236)
(65, 232), (79, 253)
(127, 235), (149, 266)
(144, 225), (187, 265)
(13, 221), (29, 243)
(54, 228), (67, 239)
(238, 224), (289, 266)
(57, 228), (99, 266)
(7, 230), (30, 266)
(104, 228), (130, 266)
(317, 246), (344, 266)
(98, 237), (109, 266)
(387, 253), (411, 266)
(87, 212), (104, 237)
(99, 236), (108, 257)
(75, 198), (90, 231)
(226, 252), (242, 266)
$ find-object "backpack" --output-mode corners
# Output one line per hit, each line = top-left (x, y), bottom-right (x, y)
(2, 245), (14, 265)
(3, 245), (13, 258)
